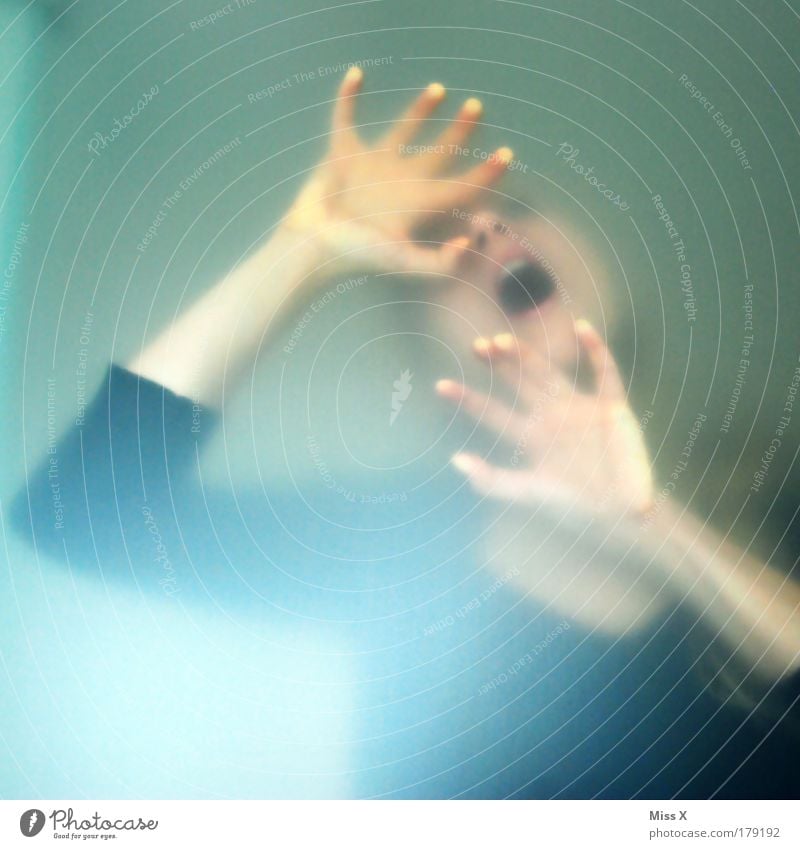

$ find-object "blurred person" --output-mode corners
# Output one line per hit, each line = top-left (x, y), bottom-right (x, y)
(13, 69), (800, 798)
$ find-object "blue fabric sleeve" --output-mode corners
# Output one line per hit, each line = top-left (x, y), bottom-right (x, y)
(10, 365), (216, 575)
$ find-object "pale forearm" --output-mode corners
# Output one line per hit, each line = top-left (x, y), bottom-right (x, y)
(128, 71), (507, 408)
(128, 224), (328, 408)
(644, 500), (800, 680)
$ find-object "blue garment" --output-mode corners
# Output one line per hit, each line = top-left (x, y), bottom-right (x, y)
(11, 365), (800, 798)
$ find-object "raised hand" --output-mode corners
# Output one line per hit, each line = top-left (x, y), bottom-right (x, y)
(436, 320), (654, 524)
(285, 68), (513, 276)
(435, 320), (659, 632)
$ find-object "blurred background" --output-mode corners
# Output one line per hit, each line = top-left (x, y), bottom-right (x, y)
(1, 0), (799, 797)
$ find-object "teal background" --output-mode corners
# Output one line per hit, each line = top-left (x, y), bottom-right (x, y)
(1, 0), (799, 798)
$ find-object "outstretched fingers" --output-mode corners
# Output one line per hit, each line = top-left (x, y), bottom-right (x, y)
(451, 452), (580, 512)
(575, 319), (626, 401)
(450, 453), (537, 502)
(436, 379), (528, 443)
(426, 97), (484, 165)
(432, 147), (514, 208)
(383, 82), (447, 148)
(473, 333), (568, 397)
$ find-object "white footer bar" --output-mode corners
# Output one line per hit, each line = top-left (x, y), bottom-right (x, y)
(2, 800), (796, 848)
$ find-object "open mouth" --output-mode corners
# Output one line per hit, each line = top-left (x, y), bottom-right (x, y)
(497, 260), (556, 314)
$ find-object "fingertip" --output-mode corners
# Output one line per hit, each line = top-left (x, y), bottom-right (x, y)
(462, 97), (482, 117)
(493, 333), (515, 352)
(495, 146), (514, 166)
(473, 336), (492, 356)
(435, 378), (461, 398)
(344, 66), (363, 87)
(439, 235), (470, 271)
(575, 318), (601, 346)
(427, 82), (446, 100)
(451, 452), (477, 475)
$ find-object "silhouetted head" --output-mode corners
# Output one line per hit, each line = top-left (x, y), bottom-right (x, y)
(428, 209), (613, 372)
(496, 260), (557, 314)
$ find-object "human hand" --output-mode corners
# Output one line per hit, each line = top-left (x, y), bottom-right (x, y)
(284, 68), (513, 277)
(436, 320), (653, 524)
(435, 321), (658, 631)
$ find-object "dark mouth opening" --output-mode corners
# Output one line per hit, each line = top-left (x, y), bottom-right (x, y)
(497, 261), (556, 314)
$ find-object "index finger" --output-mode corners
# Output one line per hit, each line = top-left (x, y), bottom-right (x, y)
(383, 82), (447, 148)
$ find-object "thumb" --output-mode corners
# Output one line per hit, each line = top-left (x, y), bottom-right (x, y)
(397, 235), (471, 277)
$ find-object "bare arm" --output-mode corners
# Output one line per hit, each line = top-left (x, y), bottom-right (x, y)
(439, 324), (800, 683)
(645, 499), (800, 682)
(130, 69), (511, 409)
(128, 224), (325, 408)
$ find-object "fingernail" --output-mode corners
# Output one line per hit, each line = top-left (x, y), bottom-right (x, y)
(428, 82), (446, 99)
(451, 453), (475, 475)
(473, 337), (491, 354)
(435, 379), (461, 397)
(345, 67), (363, 84)
(494, 333), (515, 350)
(463, 97), (482, 116)
(495, 146), (513, 165)
(575, 318), (593, 336)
